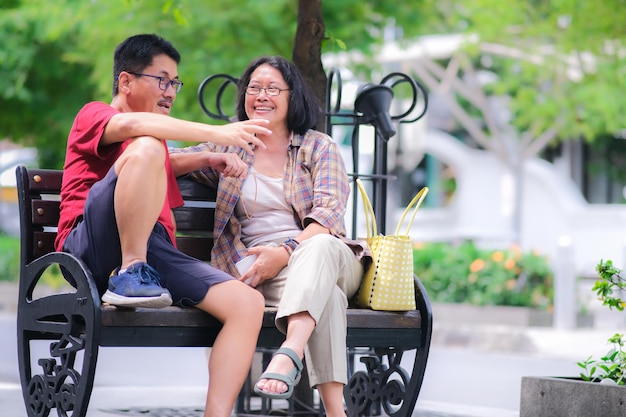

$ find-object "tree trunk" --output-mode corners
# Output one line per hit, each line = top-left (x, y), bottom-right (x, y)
(291, 2), (326, 411)
(293, 0), (327, 132)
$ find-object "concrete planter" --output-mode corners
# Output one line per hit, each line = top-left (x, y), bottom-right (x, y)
(520, 376), (626, 417)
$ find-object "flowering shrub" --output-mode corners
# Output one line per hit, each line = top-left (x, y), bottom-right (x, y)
(413, 240), (553, 309)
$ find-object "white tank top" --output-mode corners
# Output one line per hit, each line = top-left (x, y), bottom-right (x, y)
(235, 168), (301, 247)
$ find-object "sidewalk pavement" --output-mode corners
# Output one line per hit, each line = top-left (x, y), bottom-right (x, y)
(1, 281), (622, 417)
(0, 383), (519, 417)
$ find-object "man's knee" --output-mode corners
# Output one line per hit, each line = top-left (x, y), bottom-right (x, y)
(116, 136), (165, 172)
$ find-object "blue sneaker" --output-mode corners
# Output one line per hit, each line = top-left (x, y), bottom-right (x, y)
(102, 262), (172, 308)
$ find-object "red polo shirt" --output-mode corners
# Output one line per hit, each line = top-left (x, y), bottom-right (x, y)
(55, 101), (183, 251)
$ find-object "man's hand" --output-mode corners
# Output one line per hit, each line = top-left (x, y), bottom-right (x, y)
(215, 119), (270, 155)
(206, 153), (248, 178)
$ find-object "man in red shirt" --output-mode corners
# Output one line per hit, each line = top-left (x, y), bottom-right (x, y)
(57, 34), (267, 417)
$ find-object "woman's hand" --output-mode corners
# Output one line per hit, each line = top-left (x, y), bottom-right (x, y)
(239, 245), (290, 287)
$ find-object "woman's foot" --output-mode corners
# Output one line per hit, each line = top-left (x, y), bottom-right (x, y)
(254, 347), (303, 399)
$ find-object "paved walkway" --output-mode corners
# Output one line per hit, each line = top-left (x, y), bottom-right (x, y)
(1, 383), (518, 417)
(2, 281), (623, 417)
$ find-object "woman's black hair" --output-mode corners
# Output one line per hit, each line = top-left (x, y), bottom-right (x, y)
(236, 56), (321, 135)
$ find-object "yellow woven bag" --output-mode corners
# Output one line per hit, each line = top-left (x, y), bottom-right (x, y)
(355, 179), (429, 311)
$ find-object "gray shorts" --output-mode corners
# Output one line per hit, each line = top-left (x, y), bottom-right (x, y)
(62, 167), (233, 307)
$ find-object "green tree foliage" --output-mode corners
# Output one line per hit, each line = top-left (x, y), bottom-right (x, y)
(0, 3), (98, 166)
(5, 0), (623, 169)
(0, 0), (427, 168)
(414, 0), (626, 143)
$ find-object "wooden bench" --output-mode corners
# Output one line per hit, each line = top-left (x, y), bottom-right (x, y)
(15, 165), (432, 417)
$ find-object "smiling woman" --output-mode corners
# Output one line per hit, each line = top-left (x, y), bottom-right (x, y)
(178, 55), (369, 417)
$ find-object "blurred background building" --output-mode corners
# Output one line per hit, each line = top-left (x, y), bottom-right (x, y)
(325, 33), (626, 281)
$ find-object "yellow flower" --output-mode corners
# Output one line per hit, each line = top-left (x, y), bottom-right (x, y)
(469, 259), (485, 273)
(468, 273), (477, 283)
(504, 258), (515, 270)
(492, 251), (504, 262)
(505, 279), (516, 290)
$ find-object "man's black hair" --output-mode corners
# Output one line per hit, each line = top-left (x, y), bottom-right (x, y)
(112, 34), (181, 97)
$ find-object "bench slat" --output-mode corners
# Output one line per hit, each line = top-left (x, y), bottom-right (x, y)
(27, 169), (63, 193)
(31, 200), (60, 226)
(99, 326), (421, 349)
(99, 326), (288, 348)
(100, 305), (420, 329)
(99, 306), (421, 348)
(174, 207), (215, 231)
(177, 175), (217, 200)
(174, 237), (214, 261)
(33, 231), (57, 259)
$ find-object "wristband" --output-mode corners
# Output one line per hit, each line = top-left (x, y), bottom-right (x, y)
(281, 238), (300, 255)
(281, 242), (293, 256)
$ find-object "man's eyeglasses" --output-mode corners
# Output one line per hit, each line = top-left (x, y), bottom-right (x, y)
(245, 86), (289, 96)
(128, 72), (184, 93)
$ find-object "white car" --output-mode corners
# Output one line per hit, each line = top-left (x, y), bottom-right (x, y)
(0, 147), (38, 237)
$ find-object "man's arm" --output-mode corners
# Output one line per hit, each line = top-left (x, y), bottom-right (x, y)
(101, 112), (270, 154)
(170, 150), (247, 178)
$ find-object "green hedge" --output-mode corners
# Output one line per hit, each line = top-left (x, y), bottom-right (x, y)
(0, 233), (64, 287)
(414, 241), (553, 309)
(0, 233), (19, 282)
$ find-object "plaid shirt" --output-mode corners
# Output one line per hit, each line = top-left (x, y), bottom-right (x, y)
(171, 129), (369, 277)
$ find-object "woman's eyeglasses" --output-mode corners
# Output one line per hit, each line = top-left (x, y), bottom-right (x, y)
(245, 86), (289, 96)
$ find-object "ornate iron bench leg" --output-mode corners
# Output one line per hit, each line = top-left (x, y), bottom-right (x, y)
(344, 277), (432, 417)
(18, 253), (101, 417)
(345, 348), (414, 417)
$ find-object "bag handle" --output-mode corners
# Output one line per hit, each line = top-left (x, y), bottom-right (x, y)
(395, 187), (429, 236)
(356, 179), (428, 237)
(355, 179), (377, 238)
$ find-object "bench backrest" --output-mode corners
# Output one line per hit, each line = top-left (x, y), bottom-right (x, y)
(15, 166), (216, 265)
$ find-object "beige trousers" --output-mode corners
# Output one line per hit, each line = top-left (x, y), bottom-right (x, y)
(256, 234), (363, 387)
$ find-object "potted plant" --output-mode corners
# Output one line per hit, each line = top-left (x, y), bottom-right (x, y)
(519, 260), (626, 417)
